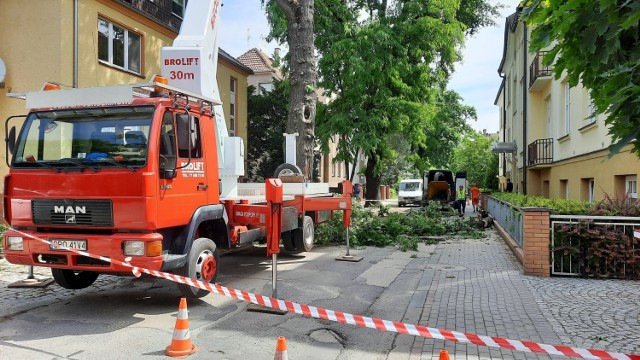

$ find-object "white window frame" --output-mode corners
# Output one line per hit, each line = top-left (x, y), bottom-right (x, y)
(564, 82), (571, 135)
(98, 18), (141, 75)
(546, 96), (553, 140)
(589, 179), (595, 202)
(587, 94), (597, 124)
(172, 0), (187, 18)
(258, 82), (274, 95)
(229, 78), (237, 136)
(626, 175), (637, 199)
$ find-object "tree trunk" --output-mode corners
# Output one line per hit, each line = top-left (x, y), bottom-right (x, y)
(349, 148), (360, 182)
(364, 154), (381, 207)
(275, 0), (317, 179)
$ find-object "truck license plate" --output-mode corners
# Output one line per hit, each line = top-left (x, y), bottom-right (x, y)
(50, 239), (87, 251)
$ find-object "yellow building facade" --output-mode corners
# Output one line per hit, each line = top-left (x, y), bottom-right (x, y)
(495, 8), (639, 201)
(0, 0), (249, 180)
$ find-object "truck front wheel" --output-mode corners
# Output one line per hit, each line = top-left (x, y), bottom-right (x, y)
(51, 269), (99, 289)
(177, 238), (219, 298)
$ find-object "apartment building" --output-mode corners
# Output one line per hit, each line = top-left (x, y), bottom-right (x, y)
(494, 8), (639, 201)
(0, 0), (250, 179)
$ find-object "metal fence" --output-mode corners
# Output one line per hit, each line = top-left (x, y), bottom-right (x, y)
(487, 197), (523, 247)
(550, 215), (640, 277)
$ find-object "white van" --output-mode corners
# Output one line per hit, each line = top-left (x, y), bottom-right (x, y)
(398, 179), (423, 207)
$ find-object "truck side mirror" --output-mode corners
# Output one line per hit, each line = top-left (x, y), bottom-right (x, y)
(161, 169), (177, 180)
(7, 126), (16, 155)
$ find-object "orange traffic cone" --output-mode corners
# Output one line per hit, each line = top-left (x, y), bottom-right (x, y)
(274, 336), (288, 360)
(165, 297), (198, 358)
(439, 349), (450, 360)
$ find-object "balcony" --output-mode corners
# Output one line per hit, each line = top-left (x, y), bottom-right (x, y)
(528, 138), (553, 167)
(529, 51), (552, 92)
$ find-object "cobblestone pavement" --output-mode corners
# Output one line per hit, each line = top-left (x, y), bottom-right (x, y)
(409, 233), (640, 359)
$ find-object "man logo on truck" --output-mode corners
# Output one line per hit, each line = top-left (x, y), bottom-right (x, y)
(54, 206), (85, 224)
(54, 206), (87, 214)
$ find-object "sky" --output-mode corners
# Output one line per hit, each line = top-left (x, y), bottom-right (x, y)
(218, 0), (522, 134)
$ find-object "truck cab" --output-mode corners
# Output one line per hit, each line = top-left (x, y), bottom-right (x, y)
(3, 84), (233, 297)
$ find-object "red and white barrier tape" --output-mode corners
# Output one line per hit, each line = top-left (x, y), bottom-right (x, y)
(11, 230), (640, 360)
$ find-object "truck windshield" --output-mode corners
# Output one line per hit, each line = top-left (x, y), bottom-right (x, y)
(400, 182), (421, 191)
(11, 106), (154, 170)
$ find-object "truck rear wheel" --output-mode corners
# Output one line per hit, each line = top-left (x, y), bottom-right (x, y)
(282, 231), (296, 252)
(177, 237), (219, 298)
(51, 269), (99, 289)
(293, 216), (314, 253)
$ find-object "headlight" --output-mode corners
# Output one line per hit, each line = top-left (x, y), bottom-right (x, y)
(123, 240), (162, 256)
(123, 241), (145, 256)
(7, 236), (24, 251)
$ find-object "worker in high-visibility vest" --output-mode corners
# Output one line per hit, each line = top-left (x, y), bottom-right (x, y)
(456, 184), (466, 217)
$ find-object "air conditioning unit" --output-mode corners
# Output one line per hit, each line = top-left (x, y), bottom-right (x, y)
(492, 142), (517, 154)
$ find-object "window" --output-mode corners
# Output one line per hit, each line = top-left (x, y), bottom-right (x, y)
(626, 175), (637, 199)
(172, 0), (187, 18)
(564, 82), (571, 134)
(98, 18), (141, 74)
(546, 96), (552, 139)
(589, 179), (595, 202)
(159, 111), (177, 171)
(176, 113), (202, 159)
(229, 78), (237, 136)
(560, 179), (568, 199)
(258, 82), (274, 95)
(587, 94), (597, 124)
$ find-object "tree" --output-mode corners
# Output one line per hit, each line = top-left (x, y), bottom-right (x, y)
(523, 0), (640, 156)
(450, 130), (498, 189)
(263, 0), (317, 178)
(246, 82), (288, 181)
(314, 0), (494, 204)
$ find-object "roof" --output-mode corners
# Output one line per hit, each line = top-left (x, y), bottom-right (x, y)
(497, 11), (521, 75)
(219, 48), (253, 75)
(237, 48), (283, 80)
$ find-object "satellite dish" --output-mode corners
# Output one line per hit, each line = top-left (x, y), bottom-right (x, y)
(0, 58), (6, 83)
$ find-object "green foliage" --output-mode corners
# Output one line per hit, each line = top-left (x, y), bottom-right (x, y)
(492, 192), (640, 217)
(450, 130), (499, 189)
(246, 81), (288, 181)
(314, 200), (485, 251)
(491, 192), (593, 215)
(311, 0), (496, 198)
(523, 0), (640, 158)
(379, 134), (421, 187)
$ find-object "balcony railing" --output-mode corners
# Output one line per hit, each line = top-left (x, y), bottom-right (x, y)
(528, 138), (553, 166)
(529, 51), (552, 91)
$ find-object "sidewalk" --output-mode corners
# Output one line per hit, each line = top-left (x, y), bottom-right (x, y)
(409, 230), (640, 359)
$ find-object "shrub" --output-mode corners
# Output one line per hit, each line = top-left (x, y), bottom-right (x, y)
(314, 199), (485, 251)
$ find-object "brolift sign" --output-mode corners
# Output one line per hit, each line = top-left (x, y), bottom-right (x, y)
(161, 49), (202, 95)
(180, 161), (205, 178)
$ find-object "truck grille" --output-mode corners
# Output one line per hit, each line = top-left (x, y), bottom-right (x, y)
(32, 199), (113, 227)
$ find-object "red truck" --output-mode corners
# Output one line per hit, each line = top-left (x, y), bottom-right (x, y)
(2, 1), (351, 298)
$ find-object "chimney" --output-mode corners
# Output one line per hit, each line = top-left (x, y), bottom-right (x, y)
(274, 48), (281, 60)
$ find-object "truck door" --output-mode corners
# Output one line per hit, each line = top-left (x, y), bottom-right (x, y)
(157, 110), (208, 227)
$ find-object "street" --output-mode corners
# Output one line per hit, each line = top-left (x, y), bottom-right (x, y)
(1, 212), (639, 360)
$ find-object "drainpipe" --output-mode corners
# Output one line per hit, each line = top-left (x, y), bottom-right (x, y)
(522, 19), (528, 195)
(499, 75), (506, 176)
(74, 0), (79, 88)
